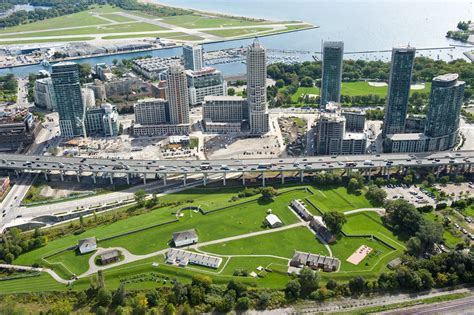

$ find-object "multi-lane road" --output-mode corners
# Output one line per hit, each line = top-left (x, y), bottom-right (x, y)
(0, 150), (472, 177)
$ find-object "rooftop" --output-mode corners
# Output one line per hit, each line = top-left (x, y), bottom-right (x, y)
(387, 133), (428, 141)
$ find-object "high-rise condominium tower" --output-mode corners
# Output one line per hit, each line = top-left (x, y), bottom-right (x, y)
(167, 64), (190, 125)
(382, 45), (416, 137)
(320, 41), (344, 108)
(424, 73), (465, 149)
(183, 44), (204, 71)
(51, 62), (86, 137)
(246, 38), (269, 134)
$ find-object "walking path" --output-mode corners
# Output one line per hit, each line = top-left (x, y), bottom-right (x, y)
(344, 207), (386, 215)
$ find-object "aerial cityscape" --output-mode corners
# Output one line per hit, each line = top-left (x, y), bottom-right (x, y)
(0, 0), (473, 314)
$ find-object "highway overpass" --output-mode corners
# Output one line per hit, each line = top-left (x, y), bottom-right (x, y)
(0, 151), (472, 186)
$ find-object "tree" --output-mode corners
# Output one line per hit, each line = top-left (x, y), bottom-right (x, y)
(133, 293), (148, 315)
(96, 288), (112, 307)
(322, 211), (347, 235)
(403, 175), (413, 185)
(227, 87), (235, 96)
(298, 267), (320, 297)
(326, 279), (337, 290)
(164, 303), (176, 315)
(235, 297), (250, 311)
(300, 76), (314, 87)
(426, 174), (436, 185)
(347, 178), (362, 193)
(349, 276), (366, 293)
(374, 177), (386, 186)
(366, 185), (387, 206)
(275, 79), (285, 88)
(384, 199), (423, 235)
(261, 186), (278, 200)
(416, 220), (443, 253)
(256, 291), (270, 309)
(134, 189), (146, 207)
(112, 284), (126, 306)
(285, 279), (301, 300)
(440, 176), (450, 185)
(406, 236), (422, 256)
(172, 282), (188, 304)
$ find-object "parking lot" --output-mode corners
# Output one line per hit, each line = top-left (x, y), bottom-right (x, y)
(435, 182), (474, 200)
(383, 184), (436, 207)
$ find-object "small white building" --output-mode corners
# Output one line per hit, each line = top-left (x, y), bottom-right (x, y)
(172, 229), (198, 247)
(78, 237), (97, 254)
(265, 214), (283, 228)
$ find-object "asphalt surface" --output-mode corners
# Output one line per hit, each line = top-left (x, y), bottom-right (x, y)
(0, 150), (472, 176)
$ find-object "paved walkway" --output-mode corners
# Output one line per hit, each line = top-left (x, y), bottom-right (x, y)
(344, 208), (386, 215)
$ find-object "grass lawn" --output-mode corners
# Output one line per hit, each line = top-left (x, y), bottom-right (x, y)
(160, 14), (279, 29)
(45, 250), (94, 277)
(204, 27), (273, 38)
(307, 186), (373, 213)
(0, 6), (119, 34)
(340, 81), (431, 97)
(99, 188), (308, 254)
(102, 31), (183, 40)
(0, 22), (167, 38)
(14, 186), (311, 278)
(100, 13), (136, 23)
(331, 236), (394, 272)
(0, 273), (65, 294)
(201, 226), (329, 258)
(291, 87), (320, 103)
(0, 37), (95, 45)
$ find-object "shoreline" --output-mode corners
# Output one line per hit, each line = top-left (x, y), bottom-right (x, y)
(0, 25), (317, 71)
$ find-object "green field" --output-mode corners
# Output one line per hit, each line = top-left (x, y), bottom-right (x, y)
(0, 273), (65, 294)
(100, 13), (136, 23)
(201, 226), (329, 258)
(205, 27), (273, 38)
(0, 37), (96, 45)
(340, 81), (431, 97)
(0, 22), (167, 38)
(6, 184), (406, 293)
(291, 87), (320, 103)
(307, 186), (374, 213)
(160, 14), (277, 29)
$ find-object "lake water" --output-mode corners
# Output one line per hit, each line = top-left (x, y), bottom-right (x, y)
(1, 0), (472, 77)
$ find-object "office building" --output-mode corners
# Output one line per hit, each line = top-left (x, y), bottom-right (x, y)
(51, 62), (86, 138)
(85, 103), (120, 137)
(382, 46), (416, 137)
(202, 96), (247, 133)
(183, 44), (204, 71)
(320, 41), (344, 107)
(134, 98), (169, 125)
(186, 67), (227, 106)
(424, 73), (465, 150)
(168, 64), (190, 125)
(246, 39), (269, 134)
(34, 77), (56, 110)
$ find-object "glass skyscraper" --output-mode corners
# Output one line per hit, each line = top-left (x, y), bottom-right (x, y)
(382, 46), (416, 137)
(424, 73), (465, 149)
(320, 41), (344, 108)
(183, 44), (204, 71)
(51, 62), (86, 138)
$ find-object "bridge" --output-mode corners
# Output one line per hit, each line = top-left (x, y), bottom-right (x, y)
(0, 151), (472, 187)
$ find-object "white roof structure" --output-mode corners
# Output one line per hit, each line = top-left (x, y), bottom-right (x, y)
(265, 214), (282, 227)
